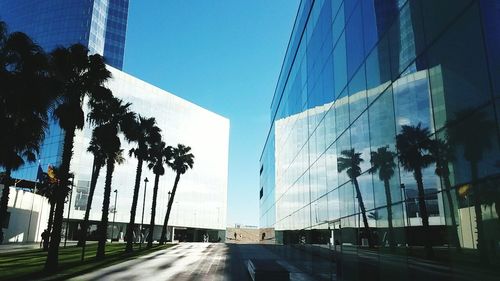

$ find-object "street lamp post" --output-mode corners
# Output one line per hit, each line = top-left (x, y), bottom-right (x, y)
(140, 177), (148, 248)
(64, 175), (75, 248)
(401, 183), (411, 227)
(110, 189), (118, 243)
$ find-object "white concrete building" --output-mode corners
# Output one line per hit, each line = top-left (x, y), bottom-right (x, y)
(65, 67), (230, 242)
(0, 186), (51, 243)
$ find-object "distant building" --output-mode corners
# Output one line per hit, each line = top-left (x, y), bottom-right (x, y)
(0, 0), (128, 69)
(66, 67), (229, 242)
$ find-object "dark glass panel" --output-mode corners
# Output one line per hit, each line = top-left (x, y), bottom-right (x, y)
(348, 66), (368, 121)
(345, 3), (365, 80)
(427, 3), (492, 130)
(420, 0), (474, 45)
(333, 32), (348, 98)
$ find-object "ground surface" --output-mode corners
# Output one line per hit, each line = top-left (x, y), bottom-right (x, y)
(7, 242), (497, 281)
(73, 243), (321, 281)
(0, 243), (174, 281)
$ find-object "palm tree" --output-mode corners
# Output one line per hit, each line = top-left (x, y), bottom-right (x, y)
(368, 210), (381, 221)
(0, 26), (57, 243)
(370, 146), (397, 249)
(125, 116), (161, 252)
(429, 138), (462, 251)
(147, 141), (173, 248)
(87, 97), (135, 258)
(36, 168), (60, 248)
(37, 173), (57, 235)
(0, 20), (9, 87)
(45, 44), (111, 271)
(159, 144), (194, 244)
(96, 135), (124, 258)
(447, 108), (496, 262)
(0, 20), (7, 80)
(396, 123), (434, 258)
(337, 149), (373, 248)
(38, 166), (73, 249)
(77, 128), (106, 247)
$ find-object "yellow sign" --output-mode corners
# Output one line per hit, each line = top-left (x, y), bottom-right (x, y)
(458, 184), (471, 197)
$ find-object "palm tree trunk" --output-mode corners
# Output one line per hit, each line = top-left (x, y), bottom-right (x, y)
(442, 171), (461, 252)
(0, 168), (12, 244)
(96, 159), (114, 258)
(125, 157), (143, 252)
(160, 172), (180, 244)
(414, 168), (433, 258)
(45, 126), (75, 272)
(147, 173), (160, 248)
(470, 161), (488, 263)
(47, 201), (55, 233)
(78, 157), (101, 247)
(383, 179), (396, 250)
(353, 178), (372, 248)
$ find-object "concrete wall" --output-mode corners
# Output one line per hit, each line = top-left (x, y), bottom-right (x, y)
(259, 228), (276, 244)
(1, 185), (50, 243)
(226, 227), (260, 243)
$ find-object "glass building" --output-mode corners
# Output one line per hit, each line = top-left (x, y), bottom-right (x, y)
(0, 0), (128, 69)
(103, 0), (129, 69)
(65, 67), (229, 242)
(260, 0), (500, 280)
(0, 0), (129, 181)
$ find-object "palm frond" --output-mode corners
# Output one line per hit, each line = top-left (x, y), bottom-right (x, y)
(370, 146), (397, 181)
(447, 108), (495, 163)
(396, 123), (434, 173)
(167, 144), (195, 175)
(337, 148), (363, 179)
(0, 28), (56, 170)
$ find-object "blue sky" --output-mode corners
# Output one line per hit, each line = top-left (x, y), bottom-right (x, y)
(124, 0), (300, 226)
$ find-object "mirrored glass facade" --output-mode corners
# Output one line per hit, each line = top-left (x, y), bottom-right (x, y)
(0, 0), (129, 182)
(66, 67), (229, 236)
(0, 0), (128, 68)
(260, 0), (500, 279)
(103, 0), (129, 69)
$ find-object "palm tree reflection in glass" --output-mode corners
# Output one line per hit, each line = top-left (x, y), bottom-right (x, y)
(338, 149), (373, 248)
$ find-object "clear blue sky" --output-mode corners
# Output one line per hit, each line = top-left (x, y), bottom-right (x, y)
(123, 0), (300, 226)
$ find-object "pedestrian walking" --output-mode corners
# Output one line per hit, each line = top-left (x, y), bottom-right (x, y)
(41, 229), (50, 251)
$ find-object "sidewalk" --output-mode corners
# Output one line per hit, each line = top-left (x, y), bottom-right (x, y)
(0, 241), (87, 253)
(0, 242), (42, 253)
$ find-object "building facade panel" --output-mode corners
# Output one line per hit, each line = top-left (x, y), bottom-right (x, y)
(261, 0), (500, 279)
(103, 0), (129, 69)
(67, 67), (229, 233)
